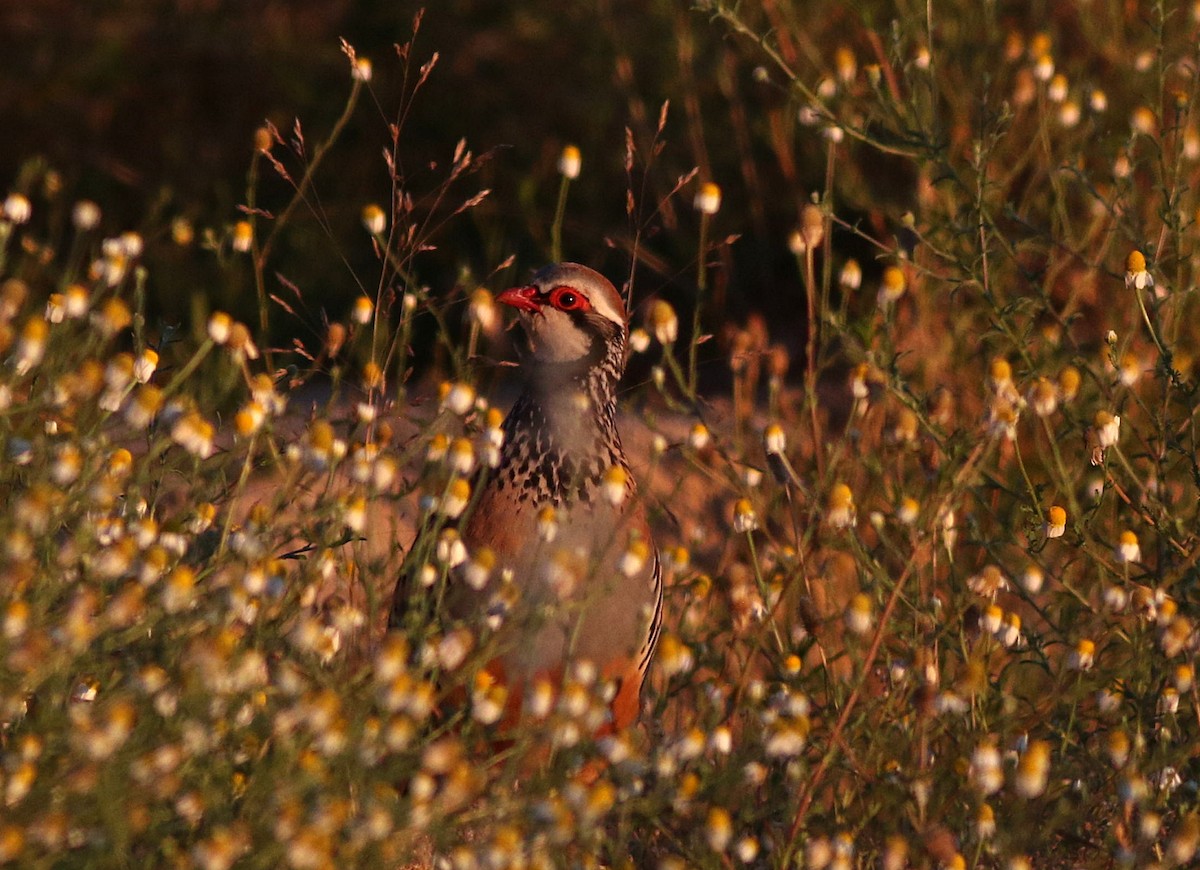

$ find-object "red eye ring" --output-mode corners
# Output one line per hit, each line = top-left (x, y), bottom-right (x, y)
(549, 285), (589, 311)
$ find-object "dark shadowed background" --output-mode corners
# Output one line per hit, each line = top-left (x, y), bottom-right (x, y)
(0, 1), (894, 372)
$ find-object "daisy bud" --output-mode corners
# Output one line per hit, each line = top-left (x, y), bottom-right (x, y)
(14, 318), (46, 375)
(1058, 100), (1081, 128)
(1015, 740), (1051, 797)
(425, 433), (448, 464)
(1116, 530), (1141, 563)
(989, 357), (1012, 391)
(735, 837), (760, 862)
(235, 401), (266, 437)
(844, 593), (873, 635)
(839, 258), (862, 290)
(1033, 54), (1054, 82)
(968, 565), (1008, 597)
(208, 312), (233, 345)
(352, 296), (373, 325)
(170, 216), (194, 246)
(440, 381), (475, 416)
(1094, 411), (1121, 448)
(448, 438), (474, 475)
(1058, 365), (1080, 401)
(537, 506), (558, 543)
(657, 633), (694, 677)
(72, 200), (101, 231)
(1130, 106), (1156, 136)
(705, 807), (732, 852)
(602, 466), (628, 506)
(694, 181), (722, 215)
(877, 265), (906, 306)
(1107, 730), (1130, 767)
(648, 299), (678, 345)
(126, 385), (163, 428)
(62, 284), (89, 319)
(795, 203), (825, 252)
(1186, 128), (1200, 161)
(361, 204), (386, 235)
(976, 804), (996, 839)
(620, 538), (650, 577)
(557, 144), (582, 180)
(1030, 377), (1058, 417)
(343, 496), (367, 533)
(763, 424), (786, 455)
(441, 478), (471, 519)
(826, 483), (855, 529)
(732, 498), (758, 533)
(171, 412), (216, 459)
(232, 220), (253, 253)
(468, 288), (496, 332)
(3, 193), (31, 224)
(436, 529), (467, 568)
(1118, 352), (1142, 386)
(1125, 250), (1153, 291)
(1047, 73), (1068, 102)
(981, 604), (1003, 635)
(463, 547), (494, 590)
(1045, 505), (1066, 538)
(134, 349), (158, 384)
(1068, 638), (1095, 671)
(226, 322), (259, 360)
(1001, 612), (1022, 647)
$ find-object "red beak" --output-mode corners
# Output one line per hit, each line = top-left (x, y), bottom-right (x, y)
(496, 284), (542, 312)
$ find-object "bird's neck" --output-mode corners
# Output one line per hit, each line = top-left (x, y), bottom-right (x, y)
(498, 353), (630, 507)
(516, 360), (620, 456)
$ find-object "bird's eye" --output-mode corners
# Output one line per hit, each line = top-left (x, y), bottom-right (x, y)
(549, 286), (589, 311)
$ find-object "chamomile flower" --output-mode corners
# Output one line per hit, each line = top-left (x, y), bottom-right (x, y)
(361, 204), (386, 235)
(1015, 741), (1051, 798)
(694, 182), (722, 215)
(1045, 505), (1067, 538)
(732, 499), (758, 533)
(826, 483), (855, 529)
(648, 299), (678, 345)
(557, 145), (582, 180)
(839, 258), (862, 290)
(1068, 638), (1095, 671)
(1125, 250), (1153, 291)
(1116, 530), (1141, 564)
(1094, 411), (1121, 448)
(877, 265), (907, 306)
(602, 466), (629, 507)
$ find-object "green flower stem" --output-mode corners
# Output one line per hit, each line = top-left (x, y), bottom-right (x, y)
(550, 174), (571, 263)
(688, 211), (710, 397)
(159, 338), (216, 401)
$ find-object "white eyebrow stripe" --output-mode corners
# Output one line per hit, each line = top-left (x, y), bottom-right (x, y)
(585, 288), (625, 325)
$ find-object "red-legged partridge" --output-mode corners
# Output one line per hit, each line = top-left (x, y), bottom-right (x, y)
(397, 263), (662, 732)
